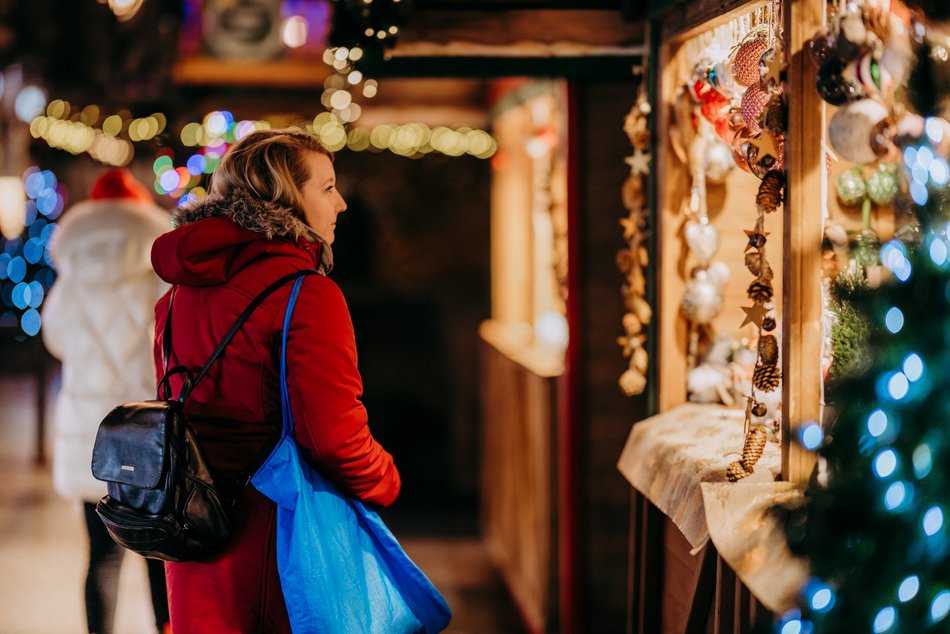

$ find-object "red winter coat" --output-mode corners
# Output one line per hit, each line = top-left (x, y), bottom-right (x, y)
(150, 191), (401, 633)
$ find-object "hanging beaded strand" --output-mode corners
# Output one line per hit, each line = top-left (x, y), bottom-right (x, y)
(727, 0), (785, 482)
(617, 83), (653, 397)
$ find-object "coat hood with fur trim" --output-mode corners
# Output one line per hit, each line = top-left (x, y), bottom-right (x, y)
(152, 190), (333, 286)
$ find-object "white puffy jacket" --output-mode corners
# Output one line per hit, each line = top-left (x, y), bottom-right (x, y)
(42, 199), (170, 502)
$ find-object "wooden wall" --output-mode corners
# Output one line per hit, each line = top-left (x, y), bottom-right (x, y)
(571, 78), (650, 632)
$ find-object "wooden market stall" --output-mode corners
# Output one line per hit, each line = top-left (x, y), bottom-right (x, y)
(618, 0), (829, 630)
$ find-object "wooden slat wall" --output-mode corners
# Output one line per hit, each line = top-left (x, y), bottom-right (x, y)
(480, 333), (558, 633)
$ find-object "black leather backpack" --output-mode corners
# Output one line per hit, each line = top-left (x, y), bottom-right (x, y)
(91, 269), (316, 562)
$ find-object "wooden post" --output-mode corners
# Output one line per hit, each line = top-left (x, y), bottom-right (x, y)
(782, 0), (825, 483)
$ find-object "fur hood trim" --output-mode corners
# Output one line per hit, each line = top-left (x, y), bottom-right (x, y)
(173, 188), (333, 271)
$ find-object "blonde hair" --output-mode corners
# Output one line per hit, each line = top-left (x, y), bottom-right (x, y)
(209, 128), (332, 212)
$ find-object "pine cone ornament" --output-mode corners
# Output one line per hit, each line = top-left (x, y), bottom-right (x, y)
(753, 363), (782, 392)
(762, 315), (777, 332)
(758, 334), (779, 365)
(762, 94), (787, 138)
(741, 425), (768, 470)
(726, 459), (752, 482)
(756, 170), (785, 213)
(744, 252), (774, 279)
(747, 278), (774, 303)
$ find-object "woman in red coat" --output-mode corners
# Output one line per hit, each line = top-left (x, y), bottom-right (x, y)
(150, 129), (401, 632)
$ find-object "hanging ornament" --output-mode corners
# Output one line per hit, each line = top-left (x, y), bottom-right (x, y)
(711, 59), (741, 98)
(762, 315), (777, 332)
(758, 334), (779, 365)
(869, 117), (897, 158)
(726, 459), (752, 482)
(850, 227), (881, 268)
(741, 84), (772, 134)
(732, 36), (770, 87)
(753, 363), (782, 392)
(752, 401), (768, 417)
(748, 251), (770, 277)
(745, 229), (769, 251)
(828, 99), (890, 164)
(817, 58), (865, 105)
(866, 163), (899, 205)
(761, 93), (788, 139)
(835, 167), (868, 206)
(740, 425), (768, 470)
(682, 269), (725, 324)
(703, 138), (736, 183)
(684, 219), (721, 267)
(747, 278), (774, 303)
(756, 170), (785, 212)
(617, 91), (652, 397)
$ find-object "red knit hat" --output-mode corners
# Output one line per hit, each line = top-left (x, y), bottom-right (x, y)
(90, 168), (153, 204)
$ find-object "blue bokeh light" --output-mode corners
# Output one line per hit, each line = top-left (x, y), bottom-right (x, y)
(873, 606), (896, 633)
(930, 238), (948, 266)
(20, 307), (40, 336)
(874, 449), (898, 479)
(913, 444), (933, 479)
(923, 507), (944, 536)
(801, 423), (823, 451)
(885, 307), (904, 333)
(884, 482), (906, 510)
(903, 354), (924, 382)
(898, 576), (920, 602)
(7, 256), (26, 283)
(868, 410), (888, 437)
(932, 591), (950, 623)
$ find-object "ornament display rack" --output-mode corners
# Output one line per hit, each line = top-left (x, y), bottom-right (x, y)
(619, 0), (827, 629)
(656, 0), (787, 418)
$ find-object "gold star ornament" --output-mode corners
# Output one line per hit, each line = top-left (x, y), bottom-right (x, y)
(740, 303), (769, 328)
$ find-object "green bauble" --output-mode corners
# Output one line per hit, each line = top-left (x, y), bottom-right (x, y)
(835, 167), (866, 207)
(850, 227), (880, 268)
(866, 163), (899, 205)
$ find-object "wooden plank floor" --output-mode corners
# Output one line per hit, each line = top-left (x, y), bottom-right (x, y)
(0, 372), (525, 634)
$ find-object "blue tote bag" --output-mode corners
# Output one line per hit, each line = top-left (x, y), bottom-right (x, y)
(251, 276), (452, 633)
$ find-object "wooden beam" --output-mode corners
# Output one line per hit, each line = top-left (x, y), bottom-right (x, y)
(782, 0), (824, 483)
(396, 9), (645, 57)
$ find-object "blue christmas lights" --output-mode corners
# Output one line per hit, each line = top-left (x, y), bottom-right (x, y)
(0, 167), (60, 336)
(898, 575), (919, 602)
(912, 443), (933, 479)
(929, 237), (948, 265)
(873, 449), (898, 479)
(867, 409), (888, 437)
(801, 422), (823, 450)
(872, 606), (896, 633)
(923, 507), (944, 536)
(883, 481), (907, 511)
(932, 590), (950, 623)
(803, 579), (836, 613)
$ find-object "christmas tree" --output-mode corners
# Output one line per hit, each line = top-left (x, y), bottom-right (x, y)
(778, 33), (950, 633)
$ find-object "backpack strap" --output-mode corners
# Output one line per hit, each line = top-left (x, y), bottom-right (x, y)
(162, 269), (319, 403)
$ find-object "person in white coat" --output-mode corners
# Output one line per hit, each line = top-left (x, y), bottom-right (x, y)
(41, 168), (171, 634)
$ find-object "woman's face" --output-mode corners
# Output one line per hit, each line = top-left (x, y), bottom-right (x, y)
(299, 152), (347, 244)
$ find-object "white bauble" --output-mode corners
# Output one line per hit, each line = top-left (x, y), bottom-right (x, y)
(828, 99), (889, 164)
